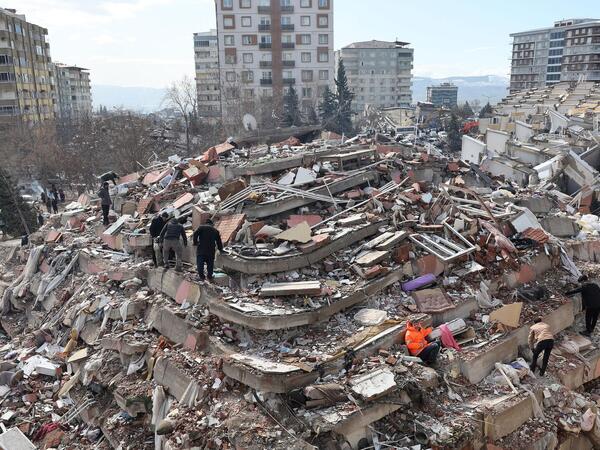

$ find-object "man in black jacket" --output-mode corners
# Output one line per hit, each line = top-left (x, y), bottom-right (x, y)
(97, 182), (112, 226)
(150, 212), (169, 267)
(566, 274), (600, 335)
(159, 217), (187, 271)
(192, 219), (223, 281)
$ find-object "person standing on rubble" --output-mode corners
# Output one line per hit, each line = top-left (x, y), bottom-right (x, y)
(150, 212), (169, 267)
(97, 182), (112, 226)
(405, 322), (440, 364)
(528, 317), (554, 376)
(50, 185), (59, 213)
(192, 219), (223, 282)
(566, 275), (600, 335)
(159, 216), (188, 271)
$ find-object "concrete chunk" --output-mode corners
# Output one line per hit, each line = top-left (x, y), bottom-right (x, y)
(260, 281), (321, 297)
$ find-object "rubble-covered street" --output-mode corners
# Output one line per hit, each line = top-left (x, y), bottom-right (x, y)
(2, 80), (600, 450)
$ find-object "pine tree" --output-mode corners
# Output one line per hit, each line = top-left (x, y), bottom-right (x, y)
(305, 106), (319, 125)
(462, 101), (474, 118)
(335, 59), (354, 135)
(446, 113), (462, 152)
(281, 86), (303, 127)
(319, 86), (337, 131)
(0, 168), (38, 238)
(479, 102), (494, 118)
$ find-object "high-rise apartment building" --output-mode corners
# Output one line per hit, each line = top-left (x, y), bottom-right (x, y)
(52, 63), (92, 121)
(194, 30), (221, 122)
(0, 7), (54, 123)
(426, 83), (458, 108)
(336, 40), (413, 115)
(214, 0), (334, 127)
(509, 18), (599, 93)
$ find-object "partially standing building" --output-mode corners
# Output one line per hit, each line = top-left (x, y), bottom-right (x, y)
(52, 63), (92, 121)
(336, 40), (414, 116)
(426, 82), (458, 108)
(194, 30), (221, 122)
(0, 7), (54, 124)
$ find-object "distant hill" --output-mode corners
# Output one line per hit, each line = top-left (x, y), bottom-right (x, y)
(91, 85), (167, 112)
(412, 75), (509, 105)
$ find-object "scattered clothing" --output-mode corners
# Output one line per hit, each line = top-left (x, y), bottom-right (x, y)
(439, 324), (461, 351)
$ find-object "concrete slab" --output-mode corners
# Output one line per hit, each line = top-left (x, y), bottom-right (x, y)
(148, 305), (208, 351)
(483, 391), (543, 441)
(460, 335), (519, 384)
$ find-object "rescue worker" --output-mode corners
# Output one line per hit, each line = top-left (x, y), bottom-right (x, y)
(528, 317), (554, 376)
(565, 274), (600, 335)
(192, 219), (223, 282)
(97, 182), (112, 226)
(405, 321), (440, 364)
(149, 212), (169, 267)
(159, 217), (187, 271)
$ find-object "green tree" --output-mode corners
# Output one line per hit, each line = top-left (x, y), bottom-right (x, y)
(0, 168), (38, 237)
(319, 86), (337, 129)
(479, 102), (494, 118)
(462, 101), (474, 118)
(281, 86), (303, 127)
(446, 113), (462, 152)
(335, 58), (354, 135)
(305, 105), (319, 125)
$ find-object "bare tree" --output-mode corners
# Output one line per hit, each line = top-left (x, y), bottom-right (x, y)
(163, 76), (197, 154)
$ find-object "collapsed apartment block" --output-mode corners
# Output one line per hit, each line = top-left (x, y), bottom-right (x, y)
(1, 102), (600, 450)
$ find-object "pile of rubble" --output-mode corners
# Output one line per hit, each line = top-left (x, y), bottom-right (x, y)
(1, 111), (600, 450)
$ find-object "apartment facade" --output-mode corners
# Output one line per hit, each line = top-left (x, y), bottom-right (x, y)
(214, 0), (334, 127)
(0, 8), (54, 123)
(336, 40), (413, 116)
(194, 30), (221, 121)
(52, 63), (92, 121)
(509, 18), (599, 93)
(426, 82), (458, 108)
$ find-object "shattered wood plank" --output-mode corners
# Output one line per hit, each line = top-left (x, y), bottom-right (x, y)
(259, 281), (321, 297)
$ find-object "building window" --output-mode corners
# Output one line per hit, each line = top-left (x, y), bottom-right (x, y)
(240, 0), (251, 7)
(260, 16), (270, 25)
(282, 52), (293, 61)
(281, 0), (292, 5)
(0, 72), (16, 82)
(224, 35), (235, 46)
(300, 0), (311, 6)
(241, 16), (252, 27)
(282, 34), (293, 43)
(243, 53), (253, 63)
(242, 35), (256, 45)
(317, 14), (328, 27)
(222, 0), (233, 9)
(281, 16), (292, 25)
(318, 51), (329, 62)
(301, 52), (311, 62)
(301, 70), (313, 82)
(258, 0), (269, 5)
(262, 71), (272, 80)
(318, 34), (328, 45)
(302, 87), (313, 98)
(242, 71), (254, 82)
(299, 34), (311, 45)
(283, 70), (293, 79)
(226, 72), (236, 82)
(260, 35), (272, 44)
(223, 16), (235, 28)
(318, 0), (329, 8)
(0, 55), (13, 65)
(301, 16), (310, 26)
(319, 70), (329, 80)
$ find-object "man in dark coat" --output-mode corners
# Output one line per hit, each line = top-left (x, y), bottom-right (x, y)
(149, 212), (169, 267)
(192, 219), (223, 281)
(566, 274), (600, 335)
(159, 217), (187, 271)
(97, 182), (112, 226)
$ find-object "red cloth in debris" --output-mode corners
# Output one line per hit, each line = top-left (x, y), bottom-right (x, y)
(439, 324), (461, 351)
(33, 422), (62, 441)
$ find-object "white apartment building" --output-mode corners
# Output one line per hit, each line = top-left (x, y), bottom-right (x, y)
(336, 40), (413, 116)
(52, 63), (92, 121)
(509, 18), (599, 93)
(194, 30), (221, 121)
(214, 0), (334, 127)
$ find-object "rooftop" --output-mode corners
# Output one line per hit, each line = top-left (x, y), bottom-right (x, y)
(342, 39), (411, 49)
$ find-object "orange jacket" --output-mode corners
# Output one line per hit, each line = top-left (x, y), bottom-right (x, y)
(405, 322), (433, 356)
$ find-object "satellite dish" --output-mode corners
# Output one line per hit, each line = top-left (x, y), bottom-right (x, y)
(243, 113), (258, 131)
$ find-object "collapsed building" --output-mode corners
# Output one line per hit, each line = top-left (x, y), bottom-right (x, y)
(1, 99), (600, 449)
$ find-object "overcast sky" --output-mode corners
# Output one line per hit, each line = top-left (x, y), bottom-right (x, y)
(10, 0), (599, 88)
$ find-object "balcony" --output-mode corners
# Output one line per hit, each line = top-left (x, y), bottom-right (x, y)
(259, 42), (272, 49)
(259, 61), (273, 68)
(281, 5), (294, 12)
(260, 78), (273, 86)
(258, 24), (271, 31)
(258, 6), (271, 13)
(282, 60), (295, 67)
(282, 78), (295, 85)
(281, 24), (294, 31)
(282, 42), (295, 49)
